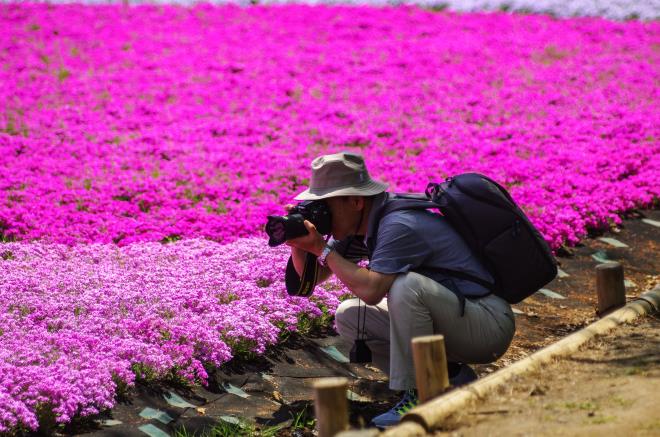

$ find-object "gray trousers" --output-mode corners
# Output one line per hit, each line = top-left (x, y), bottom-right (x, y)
(335, 272), (515, 391)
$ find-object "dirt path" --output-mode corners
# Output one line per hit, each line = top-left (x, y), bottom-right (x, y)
(436, 314), (660, 437)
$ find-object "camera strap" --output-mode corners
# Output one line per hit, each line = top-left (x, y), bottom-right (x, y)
(285, 252), (319, 297)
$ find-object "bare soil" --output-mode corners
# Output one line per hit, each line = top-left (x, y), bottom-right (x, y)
(436, 314), (660, 437)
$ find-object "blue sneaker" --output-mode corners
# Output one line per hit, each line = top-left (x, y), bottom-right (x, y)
(370, 389), (418, 428)
(449, 363), (478, 387)
(370, 365), (477, 429)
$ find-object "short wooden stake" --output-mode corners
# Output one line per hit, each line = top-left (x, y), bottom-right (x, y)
(411, 335), (449, 403)
(314, 377), (349, 437)
(596, 262), (626, 316)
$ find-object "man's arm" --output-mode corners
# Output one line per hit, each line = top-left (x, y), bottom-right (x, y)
(287, 220), (396, 304)
(323, 249), (396, 305)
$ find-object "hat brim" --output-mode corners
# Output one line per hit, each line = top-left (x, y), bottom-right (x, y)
(294, 180), (389, 201)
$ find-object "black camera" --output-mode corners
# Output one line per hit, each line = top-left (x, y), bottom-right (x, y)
(265, 200), (332, 247)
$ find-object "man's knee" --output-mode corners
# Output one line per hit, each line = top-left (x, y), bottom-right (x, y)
(388, 273), (422, 307)
(334, 298), (361, 340)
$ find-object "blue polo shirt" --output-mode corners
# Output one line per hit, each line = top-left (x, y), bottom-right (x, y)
(336, 192), (493, 297)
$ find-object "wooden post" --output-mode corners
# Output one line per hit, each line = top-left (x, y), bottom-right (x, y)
(596, 262), (626, 316)
(314, 377), (349, 437)
(411, 335), (449, 403)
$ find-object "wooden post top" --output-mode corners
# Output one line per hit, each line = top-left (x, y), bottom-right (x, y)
(596, 261), (623, 270)
(412, 334), (445, 344)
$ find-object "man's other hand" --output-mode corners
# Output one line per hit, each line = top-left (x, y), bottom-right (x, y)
(286, 220), (326, 257)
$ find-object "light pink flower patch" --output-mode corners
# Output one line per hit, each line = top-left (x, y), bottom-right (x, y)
(0, 238), (347, 431)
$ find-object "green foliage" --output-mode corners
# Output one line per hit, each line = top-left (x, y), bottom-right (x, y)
(131, 362), (158, 382)
(295, 313), (316, 335)
(0, 250), (13, 261)
(535, 45), (571, 65)
(160, 309), (175, 319)
(112, 373), (132, 401)
(205, 201), (228, 215)
(343, 138), (370, 149)
(639, 419), (660, 432)
(562, 401), (597, 411)
(290, 403), (315, 430)
(255, 278), (273, 288)
(217, 292), (239, 304)
(57, 68), (71, 81)
(183, 188), (205, 205)
(2, 109), (29, 137)
(427, 2), (448, 12)
(162, 366), (195, 389)
(161, 234), (182, 244)
(589, 415), (616, 425)
(175, 417), (283, 437)
(75, 199), (89, 212)
(623, 366), (645, 376)
(11, 305), (33, 317)
(610, 397), (634, 408)
(138, 199), (151, 213)
(306, 300), (334, 330)
(220, 331), (259, 361)
(35, 402), (58, 435)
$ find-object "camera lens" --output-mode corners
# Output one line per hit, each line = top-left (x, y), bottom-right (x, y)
(265, 217), (287, 247)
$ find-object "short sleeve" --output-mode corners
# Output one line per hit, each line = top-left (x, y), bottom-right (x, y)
(368, 219), (431, 275)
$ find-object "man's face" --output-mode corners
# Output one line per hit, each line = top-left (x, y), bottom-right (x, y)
(324, 196), (364, 240)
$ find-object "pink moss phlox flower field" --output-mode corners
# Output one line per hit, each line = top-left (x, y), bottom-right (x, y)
(0, 2), (659, 432)
(1, 4), (658, 247)
(0, 238), (346, 431)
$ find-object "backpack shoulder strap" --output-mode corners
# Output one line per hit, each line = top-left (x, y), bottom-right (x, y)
(378, 196), (437, 218)
(366, 192), (495, 292)
(366, 194), (435, 253)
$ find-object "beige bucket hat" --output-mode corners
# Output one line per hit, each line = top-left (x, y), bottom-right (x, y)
(294, 152), (389, 201)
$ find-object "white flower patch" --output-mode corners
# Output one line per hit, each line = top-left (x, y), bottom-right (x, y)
(9, 0), (659, 20)
(417, 0), (660, 20)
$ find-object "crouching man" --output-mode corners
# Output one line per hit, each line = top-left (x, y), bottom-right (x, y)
(285, 151), (515, 428)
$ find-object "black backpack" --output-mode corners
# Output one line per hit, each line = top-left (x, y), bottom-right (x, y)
(369, 173), (557, 304)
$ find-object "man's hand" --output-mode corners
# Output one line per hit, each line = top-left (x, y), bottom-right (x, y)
(285, 220), (326, 257)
